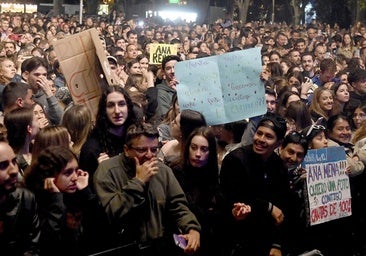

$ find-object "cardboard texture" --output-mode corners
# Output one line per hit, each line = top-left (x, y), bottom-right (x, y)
(53, 28), (117, 119)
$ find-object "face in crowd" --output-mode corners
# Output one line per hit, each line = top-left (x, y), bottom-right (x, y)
(265, 93), (276, 113)
(0, 142), (18, 194)
(253, 123), (280, 160)
(54, 157), (80, 193)
(106, 91), (129, 126)
(164, 59), (177, 84)
(189, 135), (209, 168)
(352, 107), (366, 129)
(279, 133), (306, 169)
(124, 135), (160, 165)
(328, 117), (352, 144)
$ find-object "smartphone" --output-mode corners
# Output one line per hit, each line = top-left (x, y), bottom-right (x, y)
(173, 234), (187, 249)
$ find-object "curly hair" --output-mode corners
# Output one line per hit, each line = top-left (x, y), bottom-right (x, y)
(94, 85), (136, 155)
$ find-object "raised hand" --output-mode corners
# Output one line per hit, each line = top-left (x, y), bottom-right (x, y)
(97, 152), (110, 164)
(76, 169), (89, 190)
(44, 177), (60, 193)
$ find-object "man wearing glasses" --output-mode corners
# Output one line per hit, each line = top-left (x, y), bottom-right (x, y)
(94, 123), (200, 256)
(0, 141), (40, 255)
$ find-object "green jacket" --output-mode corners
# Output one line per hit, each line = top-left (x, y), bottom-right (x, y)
(94, 153), (201, 243)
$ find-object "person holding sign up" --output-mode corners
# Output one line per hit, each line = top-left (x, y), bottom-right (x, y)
(155, 55), (181, 120)
(220, 113), (289, 256)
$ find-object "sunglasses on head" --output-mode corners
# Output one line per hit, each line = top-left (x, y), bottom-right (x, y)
(0, 157), (17, 170)
(306, 124), (326, 137)
(289, 131), (308, 144)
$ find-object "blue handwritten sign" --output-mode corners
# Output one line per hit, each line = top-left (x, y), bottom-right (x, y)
(175, 48), (266, 125)
(302, 147), (351, 226)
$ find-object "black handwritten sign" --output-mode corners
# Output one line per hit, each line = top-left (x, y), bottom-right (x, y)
(149, 44), (177, 64)
(302, 146), (351, 226)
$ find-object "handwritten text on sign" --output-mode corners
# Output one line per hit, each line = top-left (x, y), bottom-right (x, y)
(175, 48), (266, 125)
(149, 44), (177, 64)
(302, 147), (351, 226)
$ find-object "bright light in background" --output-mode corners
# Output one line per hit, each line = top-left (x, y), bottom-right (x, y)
(0, 3), (37, 13)
(98, 4), (109, 15)
(305, 2), (316, 23)
(146, 10), (153, 18)
(158, 10), (197, 22)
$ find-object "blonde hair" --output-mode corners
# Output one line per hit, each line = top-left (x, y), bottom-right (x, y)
(352, 120), (366, 144)
(32, 125), (70, 162)
(61, 105), (92, 155)
(124, 74), (147, 107)
(309, 87), (340, 119)
(0, 58), (15, 84)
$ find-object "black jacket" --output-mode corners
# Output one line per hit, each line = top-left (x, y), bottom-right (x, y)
(38, 188), (110, 256)
(220, 145), (290, 255)
(79, 127), (125, 183)
(0, 187), (40, 256)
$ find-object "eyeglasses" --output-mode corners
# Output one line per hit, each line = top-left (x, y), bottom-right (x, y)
(129, 146), (160, 155)
(0, 157), (17, 170)
(306, 124), (326, 137)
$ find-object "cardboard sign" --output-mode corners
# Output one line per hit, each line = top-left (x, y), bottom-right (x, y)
(53, 28), (117, 119)
(175, 47), (266, 125)
(302, 147), (352, 226)
(149, 44), (177, 64)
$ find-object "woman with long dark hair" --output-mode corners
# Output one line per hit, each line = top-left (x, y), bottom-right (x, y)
(158, 109), (207, 168)
(79, 86), (136, 182)
(172, 127), (219, 256)
(4, 107), (40, 172)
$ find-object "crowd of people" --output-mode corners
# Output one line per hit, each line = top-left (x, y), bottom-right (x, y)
(1, 9), (366, 256)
